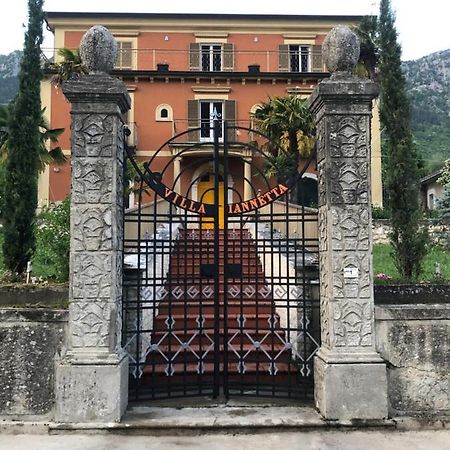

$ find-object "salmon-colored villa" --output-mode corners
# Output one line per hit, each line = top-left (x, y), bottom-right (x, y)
(39, 12), (383, 208)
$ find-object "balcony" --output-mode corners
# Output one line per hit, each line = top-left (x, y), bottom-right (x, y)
(166, 119), (266, 157)
(112, 47), (325, 73)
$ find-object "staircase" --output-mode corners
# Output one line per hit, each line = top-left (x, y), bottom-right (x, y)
(141, 228), (296, 394)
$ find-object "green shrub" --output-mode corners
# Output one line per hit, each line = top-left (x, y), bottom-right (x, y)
(372, 206), (390, 220)
(32, 197), (70, 282)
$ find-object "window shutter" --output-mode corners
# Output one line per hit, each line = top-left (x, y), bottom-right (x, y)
(189, 43), (200, 71)
(187, 100), (199, 141)
(222, 43), (234, 71)
(278, 44), (289, 72)
(311, 44), (323, 72)
(225, 100), (236, 141)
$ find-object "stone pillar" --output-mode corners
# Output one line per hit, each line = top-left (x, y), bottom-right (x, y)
(54, 26), (131, 423)
(308, 26), (388, 420)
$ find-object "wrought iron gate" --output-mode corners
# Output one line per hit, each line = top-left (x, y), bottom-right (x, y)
(123, 119), (320, 401)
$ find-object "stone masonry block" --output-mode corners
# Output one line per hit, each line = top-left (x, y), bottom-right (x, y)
(314, 356), (388, 420)
(55, 357), (128, 422)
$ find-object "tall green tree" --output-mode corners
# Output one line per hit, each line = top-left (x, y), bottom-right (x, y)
(0, 104), (65, 172)
(378, 0), (427, 279)
(2, 0), (45, 274)
(252, 95), (315, 202)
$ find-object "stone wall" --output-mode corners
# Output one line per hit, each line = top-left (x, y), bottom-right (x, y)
(0, 300), (448, 418)
(373, 219), (447, 246)
(375, 303), (449, 417)
(0, 308), (67, 418)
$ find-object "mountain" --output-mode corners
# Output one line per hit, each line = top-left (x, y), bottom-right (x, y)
(403, 49), (450, 172)
(0, 50), (22, 105)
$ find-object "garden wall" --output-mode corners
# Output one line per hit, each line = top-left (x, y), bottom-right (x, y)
(0, 287), (448, 419)
(0, 308), (67, 418)
(373, 219), (447, 246)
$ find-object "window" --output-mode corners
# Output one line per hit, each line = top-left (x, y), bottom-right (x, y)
(187, 99), (236, 142)
(429, 193), (435, 210)
(200, 101), (223, 140)
(288, 45), (311, 72)
(155, 104), (173, 121)
(278, 44), (323, 72)
(201, 44), (222, 71)
(189, 43), (234, 71)
(116, 41), (134, 69)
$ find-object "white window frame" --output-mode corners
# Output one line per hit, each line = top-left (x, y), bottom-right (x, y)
(199, 101), (223, 142)
(115, 38), (137, 70)
(200, 44), (223, 72)
(155, 104), (173, 122)
(288, 44), (311, 73)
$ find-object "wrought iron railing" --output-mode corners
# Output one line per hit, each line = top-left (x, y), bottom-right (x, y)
(51, 47), (325, 73)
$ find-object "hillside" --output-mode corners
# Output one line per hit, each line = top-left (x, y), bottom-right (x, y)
(403, 49), (450, 172)
(0, 50), (22, 104)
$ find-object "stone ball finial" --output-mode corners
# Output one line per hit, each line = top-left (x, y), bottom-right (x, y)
(322, 25), (360, 74)
(79, 25), (118, 73)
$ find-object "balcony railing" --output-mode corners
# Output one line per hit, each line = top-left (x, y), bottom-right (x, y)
(167, 119), (266, 151)
(110, 47), (325, 73)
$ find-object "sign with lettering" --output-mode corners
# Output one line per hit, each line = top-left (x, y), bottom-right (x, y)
(144, 170), (289, 216)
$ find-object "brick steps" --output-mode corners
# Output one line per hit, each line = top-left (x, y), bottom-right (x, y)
(142, 228), (294, 390)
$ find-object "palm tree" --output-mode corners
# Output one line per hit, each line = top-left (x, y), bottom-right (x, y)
(252, 94), (315, 201)
(47, 48), (87, 87)
(0, 104), (66, 173)
(354, 16), (379, 80)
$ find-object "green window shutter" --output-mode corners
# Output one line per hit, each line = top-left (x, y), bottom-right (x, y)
(225, 100), (236, 141)
(189, 43), (200, 71)
(187, 100), (199, 141)
(311, 45), (323, 72)
(222, 43), (234, 71)
(278, 44), (289, 72)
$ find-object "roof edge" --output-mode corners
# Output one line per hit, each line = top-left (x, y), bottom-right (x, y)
(45, 11), (365, 21)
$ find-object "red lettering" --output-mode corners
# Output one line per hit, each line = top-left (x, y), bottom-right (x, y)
(188, 200), (197, 212)
(240, 201), (250, 212)
(234, 204), (242, 214)
(197, 204), (206, 214)
(258, 196), (267, 206)
(164, 187), (173, 198)
(249, 198), (259, 210)
(179, 197), (187, 209)
(278, 183), (288, 195)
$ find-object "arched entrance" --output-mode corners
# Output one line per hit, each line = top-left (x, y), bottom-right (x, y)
(123, 120), (320, 401)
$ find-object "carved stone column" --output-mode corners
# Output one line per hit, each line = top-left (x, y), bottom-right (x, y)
(54, 26), (131, 422)
(308, 26), (388, 420)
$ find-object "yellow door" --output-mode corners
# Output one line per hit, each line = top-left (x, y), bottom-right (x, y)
(197, 179), (225, 229)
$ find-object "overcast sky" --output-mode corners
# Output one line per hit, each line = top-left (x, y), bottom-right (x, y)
(1, 0), (449, 61)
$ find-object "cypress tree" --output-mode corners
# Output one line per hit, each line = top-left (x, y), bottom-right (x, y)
(2, 0), (44, 274)
(378, 0), (427, 279)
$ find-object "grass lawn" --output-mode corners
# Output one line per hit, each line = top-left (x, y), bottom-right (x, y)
(373, 243), (450, 283)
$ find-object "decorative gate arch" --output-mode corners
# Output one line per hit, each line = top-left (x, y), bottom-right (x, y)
(122, 119), (320, 400)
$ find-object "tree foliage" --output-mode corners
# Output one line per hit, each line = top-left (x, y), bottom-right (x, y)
(32, 196), (70, 281)
(2, 0), (44, 274)
(0, 104), (66, 172)
(252, 95), (315, 201)
(378, 0), (428, 279)
(47, 48), (87, 87)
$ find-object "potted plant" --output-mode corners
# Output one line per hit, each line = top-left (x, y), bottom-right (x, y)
(157, 62), (169, 72)
(248, 64), (260, 74)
